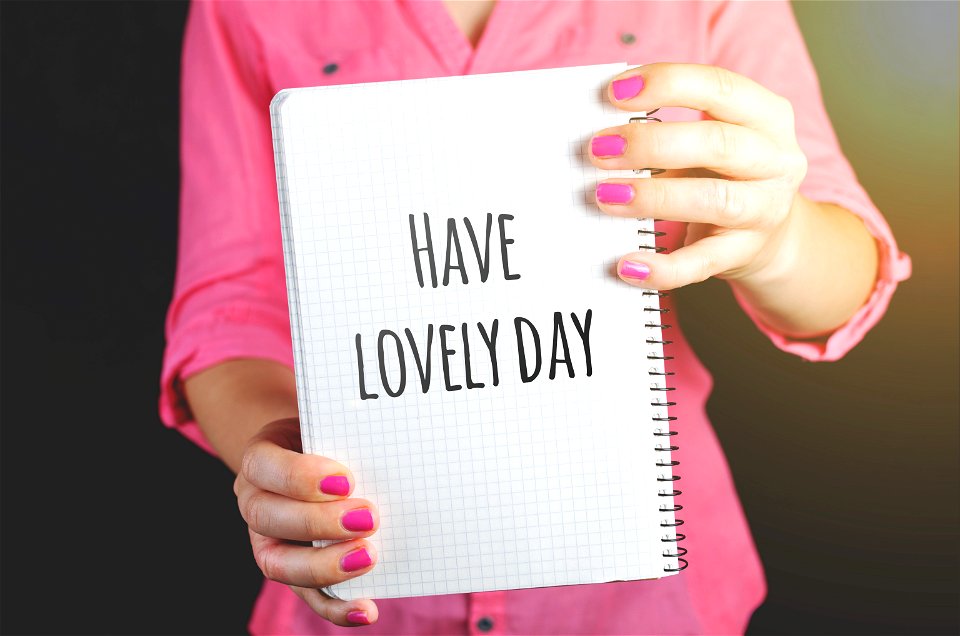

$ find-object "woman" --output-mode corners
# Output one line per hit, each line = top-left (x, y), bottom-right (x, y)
(161, 1), (911, 633)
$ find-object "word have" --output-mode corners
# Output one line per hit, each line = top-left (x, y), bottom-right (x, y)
(355, 310), (594, 399)
(408, 212), (521, 288)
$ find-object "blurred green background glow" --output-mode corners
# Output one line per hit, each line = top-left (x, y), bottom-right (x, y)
(675, 2), (958, 632)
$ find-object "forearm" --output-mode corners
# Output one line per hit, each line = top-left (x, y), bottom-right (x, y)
(183, 359), (299, 473)
(728, 195), (879, 339)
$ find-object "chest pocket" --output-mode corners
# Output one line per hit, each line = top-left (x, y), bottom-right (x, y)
(263, 43), (402, 93)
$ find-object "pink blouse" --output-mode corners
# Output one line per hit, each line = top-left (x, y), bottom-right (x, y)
(161, 1), (912, 634)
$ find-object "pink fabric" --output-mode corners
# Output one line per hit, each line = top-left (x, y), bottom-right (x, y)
(160, 1), (910, 634)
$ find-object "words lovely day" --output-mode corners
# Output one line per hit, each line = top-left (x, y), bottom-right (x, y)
(354, 213), (597, 399)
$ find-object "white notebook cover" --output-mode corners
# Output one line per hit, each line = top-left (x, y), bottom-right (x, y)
(271, 63), (680, 600)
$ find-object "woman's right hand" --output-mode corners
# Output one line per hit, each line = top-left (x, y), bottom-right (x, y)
(235, 418), (380, 627)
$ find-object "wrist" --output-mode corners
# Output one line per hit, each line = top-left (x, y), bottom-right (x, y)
(185, 359), (299, 473)
(728, 193), (815, 293)
(724, 194), (834, 339)
(723, 195), (881, 339)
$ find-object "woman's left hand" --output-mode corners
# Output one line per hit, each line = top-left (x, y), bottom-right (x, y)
(589, 62), (810, 290)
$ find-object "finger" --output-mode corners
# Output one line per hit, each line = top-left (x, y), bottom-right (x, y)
(595, 178), (784, 229)
(616, 232), (759, 290)
(250, 531), (377, 588)
(237, 479), (379, 541)
(241, 418), (355, 502)
(291, 586), (380, 627)
(589, 120), (784, 179)
(606, 63), (795, 135)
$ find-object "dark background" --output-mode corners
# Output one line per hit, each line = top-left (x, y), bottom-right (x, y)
(2, 2), (957, 634)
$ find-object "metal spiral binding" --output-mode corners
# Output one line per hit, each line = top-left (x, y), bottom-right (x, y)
(632, 109), (688, 573)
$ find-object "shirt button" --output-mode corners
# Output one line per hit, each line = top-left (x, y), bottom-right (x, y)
(322, 62), (339, 75)
(620, 32), (637, 45)
(476, 616), (495, 632)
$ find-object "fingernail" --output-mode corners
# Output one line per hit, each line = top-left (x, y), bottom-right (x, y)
(591, 135), (627, 158)
(596, 183), (634, 204)
(620, 260), (650, 280)
(341, 547), (373, 572)
(612, 75), (644, 100)
(320, 475), (350, 496)
(342, 508), (375, 532)
(347, 610), (371, 625)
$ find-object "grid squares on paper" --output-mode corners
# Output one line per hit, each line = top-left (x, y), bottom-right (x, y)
(271, 64), (678, 600)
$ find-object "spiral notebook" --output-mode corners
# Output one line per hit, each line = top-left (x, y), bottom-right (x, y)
(271, 63), (684, 601)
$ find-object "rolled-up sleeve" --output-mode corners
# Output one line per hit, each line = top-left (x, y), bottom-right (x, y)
(160, 0), (292, 454)
(707, 0), (911, 361)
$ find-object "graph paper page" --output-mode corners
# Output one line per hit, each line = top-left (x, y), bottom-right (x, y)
(271, 63), (679, 600)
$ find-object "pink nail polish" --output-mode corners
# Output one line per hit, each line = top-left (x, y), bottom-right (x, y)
(341, 547), (373, 572)
(591, 135), (627, 158)
(320, 475), (350, 496)
(612, 75), (644, 100)
(347, 610), (371, 625)
(620, 260), (651, 280)
(596, 183), (634, 204)
(342, 509), (375, 532)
